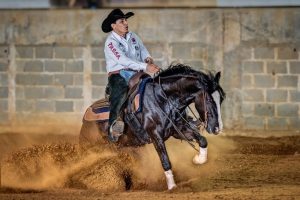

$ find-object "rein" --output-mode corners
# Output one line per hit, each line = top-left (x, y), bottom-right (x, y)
(152, 76), (209, 152)
(187, 92), (208, 129)
(152, 82), (199, 152)
(158, 76), (208, 130)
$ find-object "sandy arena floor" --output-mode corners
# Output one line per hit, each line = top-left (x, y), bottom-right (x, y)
(0, 131), (299, 200)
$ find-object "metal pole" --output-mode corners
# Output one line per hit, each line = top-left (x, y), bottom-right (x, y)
(0, 161), (2, 188)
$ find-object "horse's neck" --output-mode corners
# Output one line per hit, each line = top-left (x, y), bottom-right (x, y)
(161, 76), (198, 94)
(159, 78), (198, 110)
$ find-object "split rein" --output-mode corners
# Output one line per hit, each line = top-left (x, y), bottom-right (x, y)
(151, 75), (209, 152)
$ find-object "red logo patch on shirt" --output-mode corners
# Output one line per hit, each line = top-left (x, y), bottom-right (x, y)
(108, 42), (120, 59)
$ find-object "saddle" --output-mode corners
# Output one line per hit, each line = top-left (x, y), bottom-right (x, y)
(127, 72), (152, 113)
(128, 71), (150, 89)
(83, 71), (151, 122)
(124, 72), (152, 143)
(83, 72), (152, 143)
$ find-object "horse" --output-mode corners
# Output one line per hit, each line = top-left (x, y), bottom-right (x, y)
(79, 63), (225, 190)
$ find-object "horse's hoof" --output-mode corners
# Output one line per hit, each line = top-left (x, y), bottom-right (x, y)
(168, 183), (177, 190)
(192, 154), (207, 165)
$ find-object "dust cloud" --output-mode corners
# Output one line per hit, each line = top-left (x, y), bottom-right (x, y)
(0, 132), (236, 191)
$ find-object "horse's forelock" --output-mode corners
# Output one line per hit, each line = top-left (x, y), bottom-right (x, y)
(201, 71), (226, 100)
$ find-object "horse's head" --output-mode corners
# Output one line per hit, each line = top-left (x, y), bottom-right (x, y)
(194, 71), (225, 135)
(154, 64), (225, 134)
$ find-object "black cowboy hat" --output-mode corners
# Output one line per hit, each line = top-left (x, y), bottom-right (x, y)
(101, 8), (134, 33)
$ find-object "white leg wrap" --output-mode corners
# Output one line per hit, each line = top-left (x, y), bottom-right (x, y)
(193, 147), (208, 165)
(164, 169), (177, 190)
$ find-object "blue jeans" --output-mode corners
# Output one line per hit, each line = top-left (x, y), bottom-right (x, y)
(120, 69), (136, 83)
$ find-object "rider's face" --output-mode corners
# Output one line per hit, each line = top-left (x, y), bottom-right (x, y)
(111, 18), (129, 37)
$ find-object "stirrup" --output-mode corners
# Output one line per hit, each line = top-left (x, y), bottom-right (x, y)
(108, 120), (124, 142)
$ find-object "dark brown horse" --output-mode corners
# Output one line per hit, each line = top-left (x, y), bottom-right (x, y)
(79, 64), (225, 190)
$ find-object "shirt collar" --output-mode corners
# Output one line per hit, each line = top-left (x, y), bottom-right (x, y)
(112, 31), (131, 42)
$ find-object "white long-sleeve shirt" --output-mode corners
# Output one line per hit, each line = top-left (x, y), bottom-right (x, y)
(104, 31), (151, 73)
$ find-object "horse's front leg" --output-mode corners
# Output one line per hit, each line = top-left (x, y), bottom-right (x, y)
(152, 136), (176, 190)
(192, 133), (208, 165)
(172, 127), (208, 165)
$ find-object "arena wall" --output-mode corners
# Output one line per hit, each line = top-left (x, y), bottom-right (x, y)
(0, 8), (299, 133)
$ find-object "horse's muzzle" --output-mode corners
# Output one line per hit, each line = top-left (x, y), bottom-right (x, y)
(207, 127), (222, 135)
(214, 127), (222, 135)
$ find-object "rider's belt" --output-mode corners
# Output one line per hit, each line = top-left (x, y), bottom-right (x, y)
(108, 69), (139, 77)
(108, 70), (120, 76)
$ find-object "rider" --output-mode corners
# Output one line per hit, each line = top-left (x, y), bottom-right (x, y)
(101, 8), (160, 142)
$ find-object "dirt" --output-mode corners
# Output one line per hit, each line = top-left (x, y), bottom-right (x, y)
(0, 131), (299, 200)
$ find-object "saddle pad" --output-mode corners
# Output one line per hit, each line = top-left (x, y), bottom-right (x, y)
(134, 77), (153, 113)
(83, 98), (110, 122)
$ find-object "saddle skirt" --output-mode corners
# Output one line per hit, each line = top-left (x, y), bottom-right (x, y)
(83, 98), (110, 122)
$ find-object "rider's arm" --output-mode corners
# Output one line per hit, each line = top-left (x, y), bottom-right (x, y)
(133, 33), (151, 63)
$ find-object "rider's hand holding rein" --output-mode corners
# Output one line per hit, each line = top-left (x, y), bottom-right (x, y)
(145, 57), (154, 64)
(145, 57), (160, 73)
(146, 63), (160, 74)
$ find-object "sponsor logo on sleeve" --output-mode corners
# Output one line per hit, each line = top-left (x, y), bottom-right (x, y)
(108, 42), (120, 59)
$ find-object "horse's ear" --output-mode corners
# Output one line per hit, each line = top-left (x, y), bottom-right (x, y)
(214, 71), (221, 83)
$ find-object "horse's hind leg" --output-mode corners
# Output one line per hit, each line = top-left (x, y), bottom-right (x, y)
(192, 133), (208, 165)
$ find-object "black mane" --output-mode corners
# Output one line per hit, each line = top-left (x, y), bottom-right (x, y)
(154, 63), (198, 78)
(154, 63), (226, 99)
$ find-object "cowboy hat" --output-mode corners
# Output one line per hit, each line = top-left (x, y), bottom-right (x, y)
(101, 8), (134, 33)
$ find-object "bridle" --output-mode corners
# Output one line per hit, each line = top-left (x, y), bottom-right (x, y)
(188, 91), (208, 130)
(152, 76), (210, 152)
(158, 75), (209, 128)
